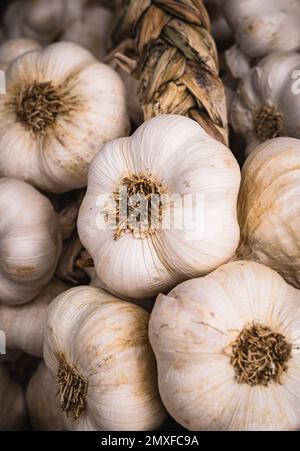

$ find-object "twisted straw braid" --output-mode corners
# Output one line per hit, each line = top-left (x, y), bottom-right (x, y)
(111, 0), (228, 145)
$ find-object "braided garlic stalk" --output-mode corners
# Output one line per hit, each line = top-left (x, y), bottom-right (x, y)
(110, 0), (228, 145)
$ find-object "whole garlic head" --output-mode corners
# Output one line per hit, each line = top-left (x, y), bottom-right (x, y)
(0, 178), (62, 305)
(4, 0), (84, 45)
(223, 0), (300, 58)
(78, 115), (241, 301)
(0, 278), (70, 358)
(150, 260), (300, 431)
(44, 286), (166, 431)
(0, 42), (129, 193)
(0, 37), (42, 72)
(237, 137), (300, 289)
(61, 3), (113, 61)
(231, 52), (300, 154)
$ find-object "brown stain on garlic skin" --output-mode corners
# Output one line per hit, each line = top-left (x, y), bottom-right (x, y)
(15, 266), (36, 276)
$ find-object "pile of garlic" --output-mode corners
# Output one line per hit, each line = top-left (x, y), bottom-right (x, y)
(3, 0), (113, 60)
(1, 0), (300, 434)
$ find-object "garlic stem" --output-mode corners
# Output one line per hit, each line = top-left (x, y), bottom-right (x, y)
(231, 324), (292, 386)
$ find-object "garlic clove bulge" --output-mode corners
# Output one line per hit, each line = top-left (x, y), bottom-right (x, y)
(237, 137), (300, 289)
(0, 178), (62, 305)
(0, 37), (42, 72)
(223, 0), (300, 58)
(0, 278), (70, 358)
(61, 4), (113, 61)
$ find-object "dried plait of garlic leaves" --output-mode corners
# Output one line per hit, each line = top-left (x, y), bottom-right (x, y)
(110, 0), (228, 145)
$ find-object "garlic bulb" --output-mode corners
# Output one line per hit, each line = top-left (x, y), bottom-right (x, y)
(0, 365), (27, 431)
(237, 137), (300, 289)
(225, 44), (250, 80)
(231, 52), (300, 154)
(150, 260), (300, 431)
(0, 178), (62, 305)
(223, 0), (300, 59)
(0, 278), (69, 358)
(4, 0), (84, 45)
(0, 37), (41, 72)
(61, 4), (113, 61)
(78, 115), (241, 301)
(27, 361), (69, 431)
(44, 286), (166, 431)
(0, 41), (129, 193)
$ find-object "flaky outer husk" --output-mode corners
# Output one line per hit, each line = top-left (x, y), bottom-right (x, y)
(26, 361), (69, 431)
(110, 0), (228, 145)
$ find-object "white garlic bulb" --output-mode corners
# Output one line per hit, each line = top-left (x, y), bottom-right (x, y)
(4, 0), (84, 45)
(150, 260), (300, 431)
(0, 42), (129, 193)
(237, 137), (300, 289)
(0, 178), (62, 306)
(0, 278), (70, 358)
(44, 286), (166, 431)
(26, 361), (69, 431)
(78, 115), (241, 301)
(231, 52), (300, 154)
(61, 4), (113, 61)
(0, 365), (27, 431)
(223, 0), (300, 59)
(0, 37), (41, 72)
(225, 44), (250, 80)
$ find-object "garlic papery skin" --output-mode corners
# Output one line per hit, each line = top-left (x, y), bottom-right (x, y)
(0, 41), (129, 193)
(56, 232), (88, 285)
(0, 278), (70, 358)
(237, 137), (300, 289)
(0, 38), (42, 72)
(0, 365), (27, 431)
(4, 0), (84, 45)
(78, 115), (241, 301)
(230, 52), (300, 154)
(61, 4), (113, 61)
(149, 260), (300, 431)
(44, 286), (166, 431)
(0, 178), (62, 305)
(225, 44), (250, 80)
(26, 361), (69, 431)
(223, 0), (300, 59)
